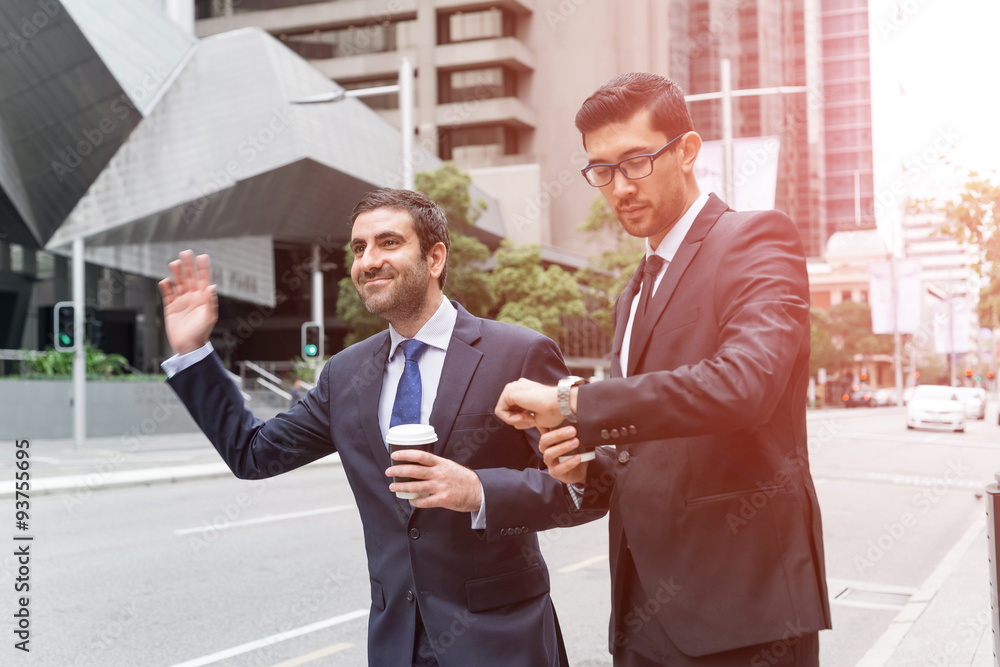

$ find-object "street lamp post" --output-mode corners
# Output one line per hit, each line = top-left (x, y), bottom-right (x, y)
(290, 56), (416, 362)
(684, 58), (811, 205)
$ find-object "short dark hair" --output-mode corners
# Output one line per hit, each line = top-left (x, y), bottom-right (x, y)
(351, 188), (451, 289)
(575, 72), (695, 149)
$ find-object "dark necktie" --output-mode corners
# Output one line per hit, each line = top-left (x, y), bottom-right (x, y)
(390, 339), (428, 428)
(629, 254), (666, 358)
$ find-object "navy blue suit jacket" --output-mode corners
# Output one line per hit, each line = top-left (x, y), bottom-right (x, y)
(168, 303), (600, 666)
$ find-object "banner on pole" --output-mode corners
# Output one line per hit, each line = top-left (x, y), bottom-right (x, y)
(868, 259), (921, 334)
(933, 297), (971, 355)
(696, 136), (780, 210)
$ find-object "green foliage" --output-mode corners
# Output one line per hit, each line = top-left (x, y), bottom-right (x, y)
(414, 162), (487, 231)
(935, 171), (1000, 328)
(445, 232), (495, 317)
(808, 308), (839, 377)
(820, 301), (893, 368)
(575, 197), (644, 337)
(489, 241), (585, 340)
(30, 344), (129, 377)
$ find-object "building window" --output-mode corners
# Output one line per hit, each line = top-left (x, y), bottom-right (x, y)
(280, 20), (417, 60)
(438, 8), (515, 44)
(841, 290), (853, 303)
(438, 67), (516, 104)
(438, 125), (518, 161)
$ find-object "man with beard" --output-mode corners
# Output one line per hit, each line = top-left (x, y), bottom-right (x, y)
(159, 188), (597, 666)
(494, 73), (830, 665)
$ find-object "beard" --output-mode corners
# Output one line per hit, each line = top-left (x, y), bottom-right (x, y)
(354, 257), (431, 324)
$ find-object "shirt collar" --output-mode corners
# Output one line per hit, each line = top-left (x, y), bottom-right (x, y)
(388, 294), (457, 359)
(646, 192), (710, 262)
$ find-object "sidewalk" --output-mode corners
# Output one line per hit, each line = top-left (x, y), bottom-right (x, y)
(0, 431), (340, 498)
(857, 516), (995, 667)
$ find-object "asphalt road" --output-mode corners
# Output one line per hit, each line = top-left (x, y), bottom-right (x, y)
(1, 402), (996, 666)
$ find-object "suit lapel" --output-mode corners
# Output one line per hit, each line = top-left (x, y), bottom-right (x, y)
(429, 304), (483, 457)
(626, 194), (731, 376)
(356, 333), (414, 520)
(610, 259), (644, 378)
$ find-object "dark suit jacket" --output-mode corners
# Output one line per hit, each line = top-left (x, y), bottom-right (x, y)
(169, 304), (598, 666)
(576, 195), (831, 657)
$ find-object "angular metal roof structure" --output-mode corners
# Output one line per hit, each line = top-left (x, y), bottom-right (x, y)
(1, 0), (505, 306)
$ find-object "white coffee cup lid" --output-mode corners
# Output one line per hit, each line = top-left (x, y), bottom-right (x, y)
(386, 424), (437, 446)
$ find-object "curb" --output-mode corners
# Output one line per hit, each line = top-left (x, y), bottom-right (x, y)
(0, 455), (342, 499)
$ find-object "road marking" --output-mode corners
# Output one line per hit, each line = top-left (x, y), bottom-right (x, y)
(558, 553), (608, 573)
(813, 470), (988, 491)
(854, 517), (984, 666)
(168, 609), (368, 667)
(269, 642), (354, 666)
(174, 504), (356, 536)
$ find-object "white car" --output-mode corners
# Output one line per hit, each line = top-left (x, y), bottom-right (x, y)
(906, 385), (966, 432)
(954, 387), (986, 420)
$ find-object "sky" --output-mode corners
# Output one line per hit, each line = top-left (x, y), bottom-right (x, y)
(868, 0), (1000, 237)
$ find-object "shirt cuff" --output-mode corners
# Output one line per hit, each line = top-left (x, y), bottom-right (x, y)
(566, 483), (585, 510)
(161, 342), (214, 379)
(470, 479), (487, 529)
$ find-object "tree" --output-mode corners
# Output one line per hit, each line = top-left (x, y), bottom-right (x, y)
(574, 197), (644, 337)
(936, 171), (1000, 328)
(824, 300), (894, 370)
(489, 241), (585, 340)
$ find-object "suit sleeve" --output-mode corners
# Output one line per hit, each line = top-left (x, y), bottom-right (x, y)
(168, 351), (335, 479)
(576, 210), (810, 442)
(477, 335), (606, 540)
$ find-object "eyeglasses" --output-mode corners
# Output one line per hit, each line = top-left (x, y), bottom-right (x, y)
(580, 134), (685, 188)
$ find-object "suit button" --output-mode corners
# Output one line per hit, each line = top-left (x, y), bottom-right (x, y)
(601, 429), (610, 440)
(409, 528), (420, 540)
(618, 451), (630, 464)
(500, 528), (508, 537)
(406, 590), (414, 602)
(610, 429), (620, 439)
(521, 526), (527, 533)
(629, 425), (638, 436)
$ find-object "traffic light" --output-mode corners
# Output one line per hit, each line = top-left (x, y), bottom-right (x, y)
(989, 371), (996, 380)
(964, 368), (973, 378)
(859, 372), (868, 382)
(53, 302), (76, 351)
(301, 322), (322, 359)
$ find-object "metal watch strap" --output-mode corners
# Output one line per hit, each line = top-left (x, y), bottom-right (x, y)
(557, 376), (586, 423)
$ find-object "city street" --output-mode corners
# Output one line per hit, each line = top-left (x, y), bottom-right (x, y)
(1, 403), (997, 666)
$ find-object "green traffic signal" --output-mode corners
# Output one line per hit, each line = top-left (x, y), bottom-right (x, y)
(304, 343), (318, 358)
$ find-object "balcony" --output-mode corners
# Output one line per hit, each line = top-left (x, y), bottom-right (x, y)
(196, 0), (418, 37)
(435, 37), (534, 72)
(435, 0), (533, 15)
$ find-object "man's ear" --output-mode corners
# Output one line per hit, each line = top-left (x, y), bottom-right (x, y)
(427, 242), (448, 281)
(679, 132), (702, 175)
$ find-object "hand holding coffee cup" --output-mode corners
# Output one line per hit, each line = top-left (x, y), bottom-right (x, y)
(386, 424), (437, 499)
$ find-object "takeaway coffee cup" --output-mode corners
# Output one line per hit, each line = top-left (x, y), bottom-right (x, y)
(386, 424), (437, 500)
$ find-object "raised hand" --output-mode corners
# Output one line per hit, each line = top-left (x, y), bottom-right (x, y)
(158, 250), (218, 355)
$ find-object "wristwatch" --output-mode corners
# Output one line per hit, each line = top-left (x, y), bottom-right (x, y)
(557, 376), (588, 423)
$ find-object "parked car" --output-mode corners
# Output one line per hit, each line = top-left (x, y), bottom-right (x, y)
(954, 387), (986, 420)
(843, 387), (873, 408)
(871, 388), (900, 407)
(906, 385), (966, 432)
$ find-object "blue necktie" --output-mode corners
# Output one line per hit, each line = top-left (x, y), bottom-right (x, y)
(390, 339), (428, 428)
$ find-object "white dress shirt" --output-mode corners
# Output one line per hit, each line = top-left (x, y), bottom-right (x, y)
(619, 192), (710, 377)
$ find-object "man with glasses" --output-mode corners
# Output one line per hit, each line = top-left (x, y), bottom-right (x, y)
(495, 72), (830, 665)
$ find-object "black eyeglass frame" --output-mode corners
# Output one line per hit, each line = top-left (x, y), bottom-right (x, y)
(580, 133), (686, 188)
